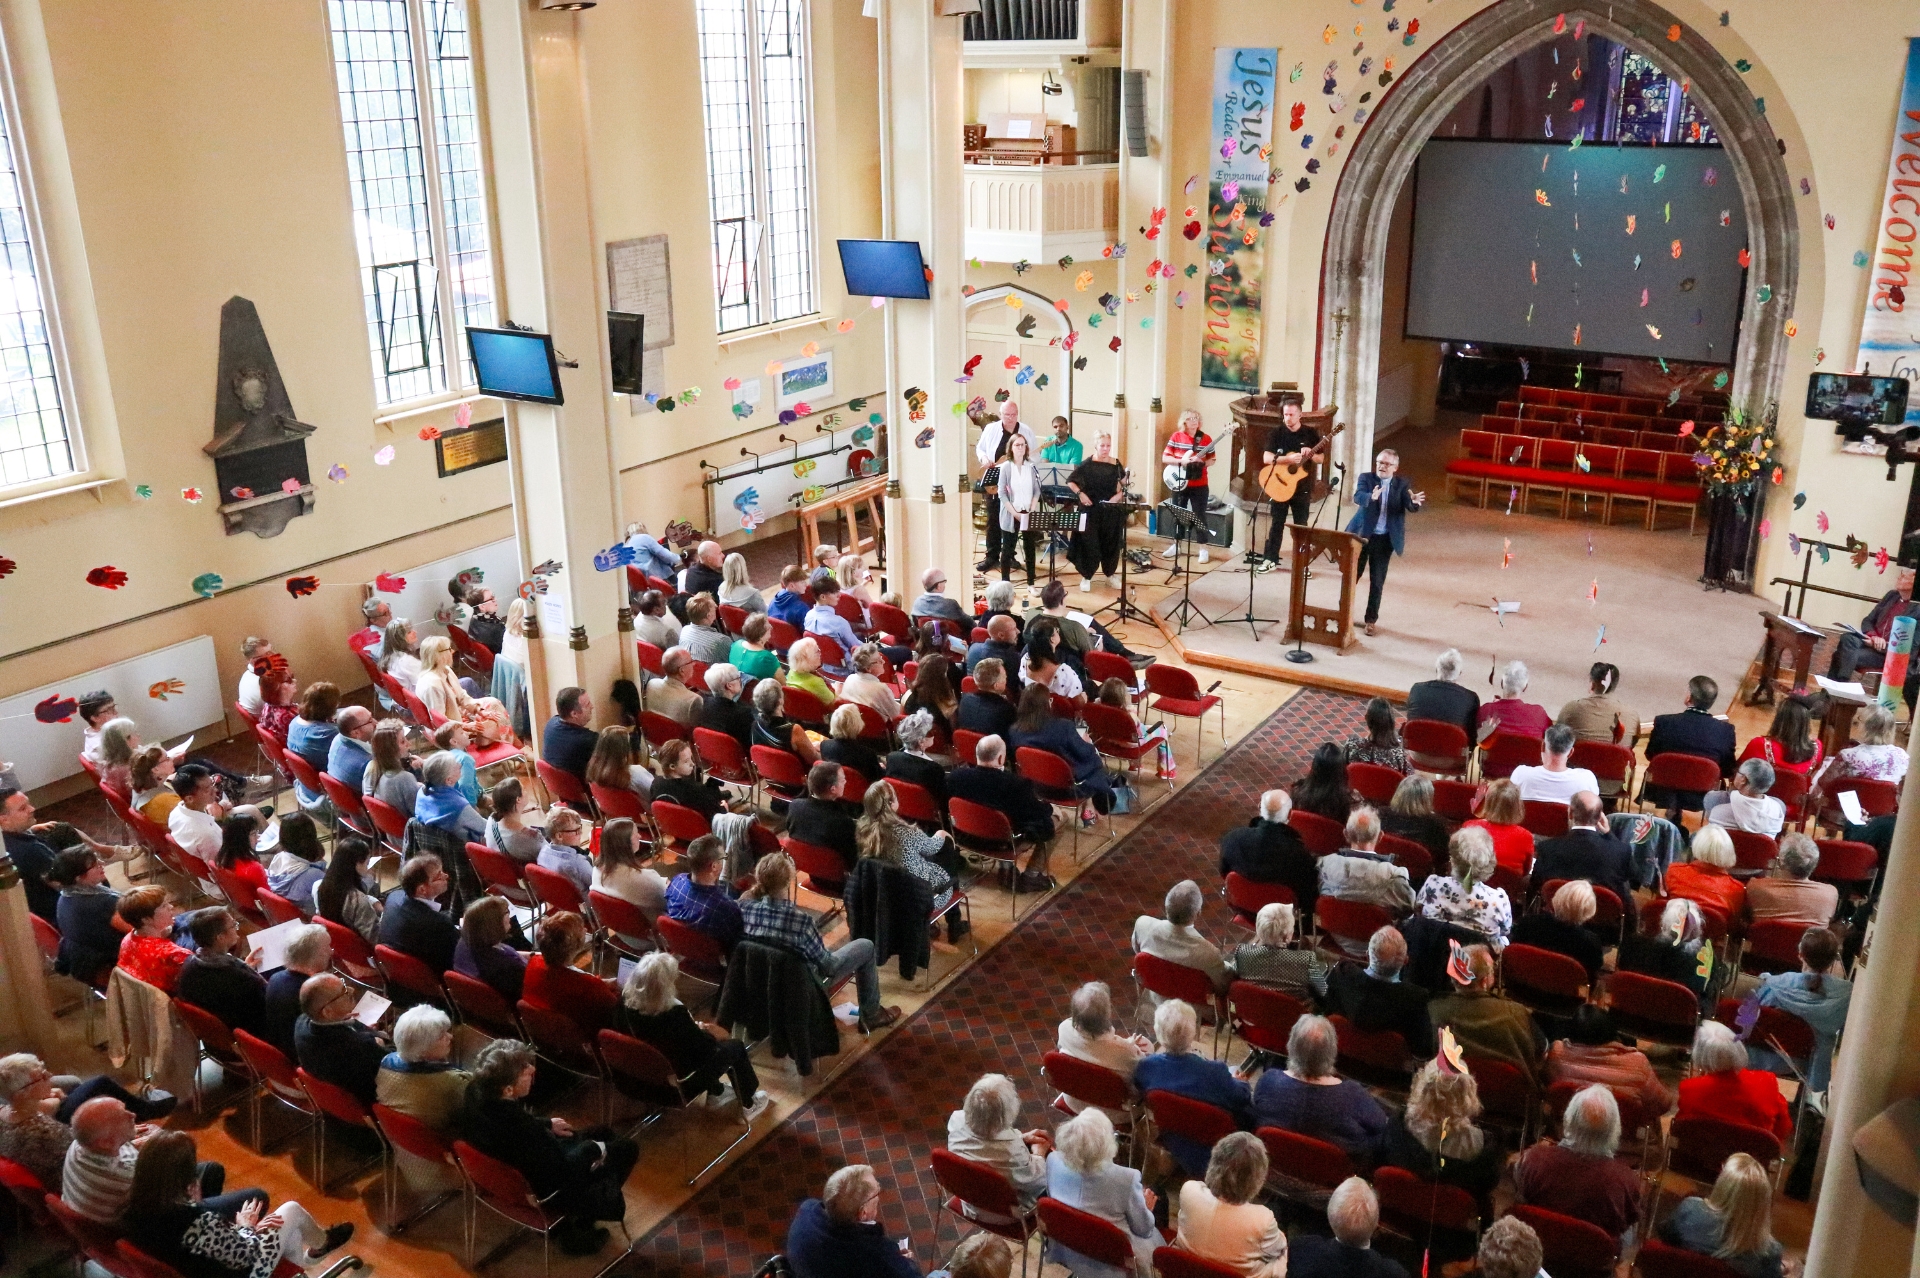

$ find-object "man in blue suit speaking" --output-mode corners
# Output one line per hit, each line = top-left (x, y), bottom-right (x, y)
(1344, 448), (1425, 637)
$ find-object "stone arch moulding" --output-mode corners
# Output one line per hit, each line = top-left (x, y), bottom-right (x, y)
(1313, 0), (1798, 479)
(963, 282), (1080, 415)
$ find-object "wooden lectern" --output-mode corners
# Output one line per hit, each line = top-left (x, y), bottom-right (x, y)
(1286, 525), (1364, 651)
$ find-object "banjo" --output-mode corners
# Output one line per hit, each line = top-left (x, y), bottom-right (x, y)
(1258, 421), (1344, 503)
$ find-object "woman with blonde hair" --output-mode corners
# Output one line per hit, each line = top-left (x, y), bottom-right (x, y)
(1817, 701), (1908, 786)
(1462, 777), (1532, 877)
(617, 952), (767, 1116)
(856, 781), (964, 940)
(414, 636), (511, 745)
(1657, 1151), (1785, 1277)
(1173, 1132), (1286, 1277)
(821, 702), (883, 781)
(1380, 773), (1448, 865)
(1414, 825), (1513, 949)
(718, 551), (766, 615)
(1043, 1107), (1157, 1278)
(361, 718), (420, 816)
(1618, 895), (1715, 1000)
(96, 718), (140, 793)
(783, 636), (836, 707)
(1667, 824), (1746, 921)
(1377, 1055), (1503, 1198)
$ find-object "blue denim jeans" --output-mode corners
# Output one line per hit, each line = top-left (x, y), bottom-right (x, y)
(822, 937), (881, 1017)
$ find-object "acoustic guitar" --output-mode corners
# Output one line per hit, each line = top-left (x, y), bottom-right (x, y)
(1258, 422), (1345, 503)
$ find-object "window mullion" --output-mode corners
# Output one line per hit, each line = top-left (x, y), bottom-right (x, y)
(410, 0), (459, 388)
(745, 0), (772, 328)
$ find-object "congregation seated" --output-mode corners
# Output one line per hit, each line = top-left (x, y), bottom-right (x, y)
(594, 816), (668, 918)
(1343, 696), (1411, 772)
(1745, 833), (1839, 928)
(415, 637), (509, 749)
(1380, 774), (1452, 866)
(1464, 778), (1533, 878)
(841, 644), (903, 719)
(902, 656), (960, 738)
(378, 618), (422, 690)
(741, 851), (901, 1030)
(1512, 1084), (1644, 1244)
(858, 781), (965, 941)
(1429, 943), (1543, 1082)
(728, 612), (780, 681)
(1018, 623), (1085, 706)
(167, 765), (227, 863)
(647, 649), (706, 727)
(1404, 647), (1479, 742)
(1679, 1022), (1793, 1143)
(1520, 786), (1628, 924)
(956, 656), (1018, 739)
(375, 1005), (470, 1134)
(945, 1073), (1048, 1224)
(1172, 1132), (1286, 1278)
(1318, 807), (1414, 951)
(413, 750), (487, 843)
(62, 1094), (220, 1227)
(788, 760), (861, 871)
(1667, 824), (1747, 921)
(0, 1054), (174, 1190)
(1218, 789), (1316, 909)
(785, 1163), (920, 1278)
(285, 682), (341, 813)
(48, 847), (120, 985)
(325, 705), (376, 791)
(1252, 1014), (1388, 1165)
(1556, 660), (1641, 745)
(537, 802), (597, 896)
(379, 854), (459, 975)
(783, 636), (837, 706)
(460, 1038), (638, 1256)
(1644, 675), (1737, 808)
(1509, 724), (1598, 804)
(1229, 902), (1327, 1004)
(1324, 925), (1436, 1057)
(1749, 925), (1851, 1092)
(752, 677), (818, 765)
(524, 910), (618, 1036)
(362, 719), (420, 817)
(947, 734), (1057, 891)
(911, 564), (970, 624)
(177, 908), (267, 1039)
(679, 594), (733, 665)
(1618, 896), (1715, 1001)
(1289, 1177), (1408, 1278)
(965, 614), (1025, 681)
(804, 578), (864, 664)
(683, 540), (725, 600)
(719, 550), (765, 615)
(453, 895), (528, 1005)
(1815, 701), (1907, 787)
(265, 925), (331, 1059)
(1043, 1107), (1158, 1278)
(666, 834), (745, 952)
(1546, 1004), (1675, 1118)
(885, 710), (950, 812)
(314, 837), (382, 947)
(1705, 757), (1787, 836)
(650, 738), (734, 820)
(1376, 1051), (1503, 1199)
(1134, 1000), (1251, 1177)
(821, 703), (885, 781)
(214, 807), (270, 900)
(1291, 743), (1354, 825)
(1132, 879), (1230, 1015)
(1507, 879), (1604, 981)
(1470, 1216), (1544, 1278)
(618, 952), (767, 1117)
(699, 662), (754, 753)
(1740, 697), (1823, 779)
(1054, 981), (1149, 1120)
(1657, 1152), (1787, 1278)
(585, 725), (654, 805)
(123, 1130), (351, 1276)
(115, 886), (190, 994)
(1009, 682), (1115, 819)
(1414, 826), (1512, 950)
(293, 973), (389, 1106)
(1478, 660), (1552, 741)
(266, 811), (326, 910)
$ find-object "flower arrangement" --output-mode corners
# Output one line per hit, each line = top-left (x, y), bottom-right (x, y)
(1693, 401), (1781, 497)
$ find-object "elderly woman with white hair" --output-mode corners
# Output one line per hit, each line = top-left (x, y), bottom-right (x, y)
(1705, 757), (1787, 836)
(1044, 1107), (1158, 1278)
(1174, 1132), (1286, 1278)
(375, 1006), (470, 1134)
(783, 636), (837, 708)
(697, 661), (755, 754)
(1818, 701), (1908, 785)
(1618, 895), (1716, 1001)
(1228, 902), (1328, 1004)
(1404, 647), (1480, 742)
(980, 579), (1023, 633)
(1508, 878), (1605, 980)
(1288, 1178), (1403, 1278)
(1413, 825), (1513, 950)
(946, 1074), (1049, 1223)
(820, 701), (885, 783)
(1054, 982), (1151, 1119)
(1133, 1000), (1252, 1178)
(1514, 1084), (1644, 1243)
(1678, 1021), (1793, 1143)
(1667, 823), (1747, 922)
(1251, 1014), (1388, 1163)
(618, 952), (768, 1118)
(1477, 659), (1551, 741)
(1131, 879), (1230, 1019)
(411, 750), (488, 843)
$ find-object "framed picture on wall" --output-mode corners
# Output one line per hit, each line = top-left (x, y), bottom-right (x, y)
(778, 350), (833, 410)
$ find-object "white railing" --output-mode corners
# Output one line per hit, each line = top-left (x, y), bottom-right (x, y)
(963, 162), (1119, 264)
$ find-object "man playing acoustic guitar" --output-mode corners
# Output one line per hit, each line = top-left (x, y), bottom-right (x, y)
(1258, 398), (1320, 572)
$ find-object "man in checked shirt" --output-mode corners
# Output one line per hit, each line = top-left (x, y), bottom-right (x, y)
(740, 852), (902, 1031)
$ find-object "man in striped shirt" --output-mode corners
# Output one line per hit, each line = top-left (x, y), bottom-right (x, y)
(62, 1098), (229, 1223)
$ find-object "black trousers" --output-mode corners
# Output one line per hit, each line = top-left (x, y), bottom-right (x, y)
(1263, 487), (1312, 561)
(1170, 486), (1212, 543)
(1071, 504), (1126, 577)
(683, 1039), (760, 1102)
(982, 495), (1003, 562)
(1355, 532), (1395, 624)
(999, 529), (1038, 581)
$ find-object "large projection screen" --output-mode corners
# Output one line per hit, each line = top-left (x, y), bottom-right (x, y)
(1405, 139), (1748, 365)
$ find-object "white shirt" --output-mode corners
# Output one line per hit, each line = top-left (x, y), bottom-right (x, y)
(1707, 790), (1786, 835)
(1017, 655), (1084, 700)
(1509, 763), (1599, 804)
(975, 420), (1038, 468)
(169, 804), (221, 858)
(385, 651), (422, 690)
(237, 668), (263, 716)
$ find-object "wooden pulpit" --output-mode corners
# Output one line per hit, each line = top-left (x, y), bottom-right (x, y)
(1286, 525), (1364, 651)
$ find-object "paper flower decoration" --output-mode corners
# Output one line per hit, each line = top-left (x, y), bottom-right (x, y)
(374, 446), (395, 465)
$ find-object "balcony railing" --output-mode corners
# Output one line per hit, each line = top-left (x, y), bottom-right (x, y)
(963, 161), (1119, 264)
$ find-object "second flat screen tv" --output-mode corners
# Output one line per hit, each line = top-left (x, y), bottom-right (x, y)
(838, 239), (931, 299)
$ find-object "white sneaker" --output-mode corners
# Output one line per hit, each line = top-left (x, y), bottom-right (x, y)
(1198, 548), (1211, 563)
(1105, 575), (1121, 590)
(1159, 542), (1178, 558)
(744, 1090), (772, 1121)
(1079, 576), (1093, 592)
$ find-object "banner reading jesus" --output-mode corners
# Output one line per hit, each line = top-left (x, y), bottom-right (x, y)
(1200, 47), (1277, 392)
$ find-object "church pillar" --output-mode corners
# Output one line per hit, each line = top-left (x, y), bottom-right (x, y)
(873, 0), (969, 605)
(1805, 777), (1920, 1278)
(474, 0), (628, 739)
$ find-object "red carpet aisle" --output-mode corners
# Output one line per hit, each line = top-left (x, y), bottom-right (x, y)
(622, 688), (1369, 1277)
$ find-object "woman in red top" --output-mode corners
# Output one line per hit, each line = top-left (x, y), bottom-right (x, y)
(1464, 779), (1534, 879)
(215, 810), (270, 896)
(1678, 1021), (1793, 1142)
(115, 886), (190, 993)
(521, 910), (618, 1035)
(1737, 698), (1823, 779)
(256, 666), (299, 741)
(1477, 660), (1553, 740)
(1666, 825), (1746, 921)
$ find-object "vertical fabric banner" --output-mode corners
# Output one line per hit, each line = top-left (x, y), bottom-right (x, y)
(1200, 48), (1277, 392)
(1859, 37), (1920, 426)
(1883, 615), (1917, 712)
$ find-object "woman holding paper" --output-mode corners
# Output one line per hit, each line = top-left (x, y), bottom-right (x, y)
(996, 432), (1041, 584)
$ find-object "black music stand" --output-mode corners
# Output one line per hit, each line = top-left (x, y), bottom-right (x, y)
(1027, 505), (1084, 583)
(1209, 490), (1283, 641)
(1090, 500), (1154, 628)
(1160, 504), (1209, 632)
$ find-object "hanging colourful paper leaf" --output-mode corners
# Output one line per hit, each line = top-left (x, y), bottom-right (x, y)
(285, 575), (319, 598)
(374, 446), (395, 465)
(35, 695), (78, 723)
(1816, 510), (1829, 533)
(327, 464), (349, 483)
(134, 484), (153, 499)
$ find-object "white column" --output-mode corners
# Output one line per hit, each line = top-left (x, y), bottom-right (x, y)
(474, 1), (630, 735)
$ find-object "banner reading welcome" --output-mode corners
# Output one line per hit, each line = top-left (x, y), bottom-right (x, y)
(1201, 47), (1277, 392)
(1859, 37), (1920, 426)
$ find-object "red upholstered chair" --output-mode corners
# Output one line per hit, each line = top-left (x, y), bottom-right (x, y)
(375, 944), (447, 1008)
(114, 1240), (191, 1278)
(535, 759), (595, 814)
(173, 998), (257, 1118)
(1665, 1115), (1782, 1189)
(1144, 665), (1224, 767)
(1431, 777), (1478, 823)
(1404, 719), (1471, 776)
(1639, 751), (1721, 812)
(951, 728), (985, 766)
(1286, 808), (1343, 856)
(362, 793), (410, 856)
(1767, 768), (1811, 824)
(231, 1030), (319, 1153)
(444, 969), (522, 1039)
(1378, 834), (1433, 885)
(296, 1067), (384, 1191)
(1144, 1089), (1239, 1170)
(1373, 1164), (1481, 1238)
(1151, 1246), (1243, 1278)
(1521, 800), (1570, 838)
(1223, 873), (1294, 928)
(590, 782), (648, 824)
(884, 776), (943, 827)
(1348, 761), (1406, 806)
(950, 796), (1043, 919)
(1085, 650), (1145, 705)
(452, 1138), (571, 1274)
(44, 1191), (127, 1274)
(1510, 1204), (1619, 1278)
(1041, 1051), (1137, 1150)
(812, 633), (848, 668)
(1036, 1198), (1138, 1273)
(781, 684), (830, 727)
(466, 841), (536, 909)
(1501, 943), (1590, 1014)
(1017, 745), (1102, 857)
(1328, 1014), (1413, 1089)
(636, 640), (667, 678)
(656, 915), (728, 989)
(1082, 702), (1168, 794)
(1604, 970), (1701, 1047)
(590, 888), (657, 959)
(371, 1102), (462, 1233)
(1634, 1237), (1746, 1278)
(929, 1149), (1039, 1257)
(596, 1029), (752, 1182)
(829, 699), (892, 742)
(1227, 981), (1306, 1062)
(1133, 952), (1225, 1055)
(1813, 837), (1879, 891)
(1728, 829), (1779, 877)
(257, 888), (305, 926)
(211, 866), (269, 928)
(1570, 740), (1635, 803)
(783, 837), (849, 925)
(516, 1000), (603, 1081)
(316, 915), (383, 987)
(751, 746), (810, 804)
(318, 774), (377, 842)
(1741, 918), (1808, 976)
(1315, 898), (1394, 959)
(638, 711), (691, 753)
(1464, 1054), (1537, 1144)
(523, 863), (587, 918)
(693, 727), (756, 794)
(1481, 732), (1544, 780)
(1255, 1126), (1353, 1196)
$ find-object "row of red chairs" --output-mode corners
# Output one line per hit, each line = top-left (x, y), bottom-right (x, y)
(1448, 430), (1703, 530)
(1482, 413), (1705, 453)
(1511, 384), (1727, 418)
